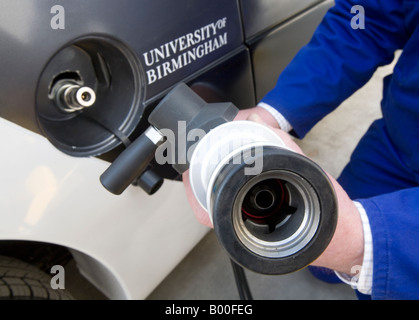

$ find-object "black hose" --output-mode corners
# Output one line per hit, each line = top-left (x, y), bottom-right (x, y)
(230, 259), (253, 300)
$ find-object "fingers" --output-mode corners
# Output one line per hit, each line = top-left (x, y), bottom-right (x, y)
(246, 113), (304, 155)
(234, 107), (281, 129)
(182, 170), (213, 228)
(246, 113), (266, 125)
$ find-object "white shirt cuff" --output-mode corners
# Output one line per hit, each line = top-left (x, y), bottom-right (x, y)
(257, 102), (293, 133)
(335, 201), (373, 295)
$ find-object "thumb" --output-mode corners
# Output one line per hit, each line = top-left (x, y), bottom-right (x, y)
(247, 113), (267, 125)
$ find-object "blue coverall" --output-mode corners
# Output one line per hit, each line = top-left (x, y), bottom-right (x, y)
(261, 0), (419, 299)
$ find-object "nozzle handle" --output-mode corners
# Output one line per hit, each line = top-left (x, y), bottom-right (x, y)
(100, 126), (164, 195)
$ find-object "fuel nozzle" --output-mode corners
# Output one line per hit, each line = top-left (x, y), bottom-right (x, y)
(99, 82), (238, 195)
(99, 83), (337, 276)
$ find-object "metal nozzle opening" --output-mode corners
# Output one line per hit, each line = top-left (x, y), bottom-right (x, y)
(234, 170), (321, 259)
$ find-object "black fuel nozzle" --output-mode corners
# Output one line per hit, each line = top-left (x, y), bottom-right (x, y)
(100, 83), (338, 277)
(100, 82), (238, 195)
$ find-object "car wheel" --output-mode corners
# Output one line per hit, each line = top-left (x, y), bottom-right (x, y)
(0, 255), (73, 300)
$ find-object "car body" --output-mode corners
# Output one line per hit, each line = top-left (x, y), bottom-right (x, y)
(0, 0), (333, 299)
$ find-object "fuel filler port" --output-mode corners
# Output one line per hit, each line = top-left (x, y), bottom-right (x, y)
(36, 36), (144, 157)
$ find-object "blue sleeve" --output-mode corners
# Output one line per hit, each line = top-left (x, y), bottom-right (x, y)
(357, 188), (419, 300)
(261, 0), (409, 138)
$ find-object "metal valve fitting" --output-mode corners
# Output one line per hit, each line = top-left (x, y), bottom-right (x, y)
(52, 80), (96, 113)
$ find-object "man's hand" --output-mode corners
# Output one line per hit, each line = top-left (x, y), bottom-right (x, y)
(182, 110), (365, 275)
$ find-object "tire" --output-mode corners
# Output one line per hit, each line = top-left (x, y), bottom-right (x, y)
(0, 255), (73, 300)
